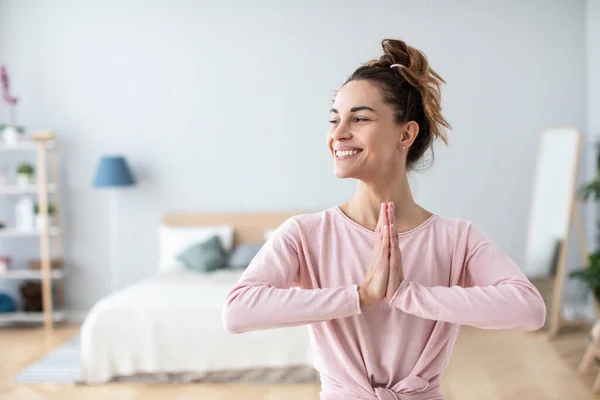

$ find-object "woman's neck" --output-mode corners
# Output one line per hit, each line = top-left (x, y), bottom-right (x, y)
(339, 174), (432, 233)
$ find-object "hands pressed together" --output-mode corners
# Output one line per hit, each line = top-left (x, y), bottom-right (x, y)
(358, 202), (404, 310)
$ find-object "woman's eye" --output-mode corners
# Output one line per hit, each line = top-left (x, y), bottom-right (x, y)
(329, 117), (369, 124)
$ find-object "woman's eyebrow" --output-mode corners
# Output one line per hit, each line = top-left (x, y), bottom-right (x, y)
(329, 106), (377, 114)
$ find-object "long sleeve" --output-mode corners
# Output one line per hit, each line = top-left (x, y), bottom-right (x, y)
(389, 224), (546, 331)
(222, 217), (361, 334)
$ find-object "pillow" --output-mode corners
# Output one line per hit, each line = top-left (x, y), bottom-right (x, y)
(159, 224), (234, 272)
(176, 235), (228, 273)
(264, 229), (276, 241)
(227, 243), (264, 269)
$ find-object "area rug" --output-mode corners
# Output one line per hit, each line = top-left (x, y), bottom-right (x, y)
(13, 335), (82, 383)
(12, 334), (319, 384)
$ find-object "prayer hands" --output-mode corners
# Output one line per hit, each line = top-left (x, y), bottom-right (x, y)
(358, 202), (404, 310)
(385, 202), (404, 302)
(358, 203), (390, 309)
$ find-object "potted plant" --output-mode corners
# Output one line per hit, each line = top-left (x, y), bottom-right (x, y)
(33, 202), (56, 231)
(569, 250), (600, 317)
(569, 142), (600, 318)
(16, 162), (34, 185)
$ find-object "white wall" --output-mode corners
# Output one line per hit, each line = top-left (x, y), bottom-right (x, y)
(587, 1), (600, 245)
(0, 0), (587, 310)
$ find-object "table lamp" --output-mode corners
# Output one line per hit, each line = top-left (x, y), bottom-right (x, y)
(93, 155), (135, 291)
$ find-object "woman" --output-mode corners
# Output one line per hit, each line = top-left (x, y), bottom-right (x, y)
(222, 38), (546, 400)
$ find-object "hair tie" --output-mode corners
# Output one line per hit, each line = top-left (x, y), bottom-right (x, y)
(390, 64), (406, 69)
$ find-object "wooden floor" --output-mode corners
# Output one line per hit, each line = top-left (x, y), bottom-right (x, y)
(1, 324), (599, 400)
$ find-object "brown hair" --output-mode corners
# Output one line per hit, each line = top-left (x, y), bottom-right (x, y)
(344, 38), (451, 171)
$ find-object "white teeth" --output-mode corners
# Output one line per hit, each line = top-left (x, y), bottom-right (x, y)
(335, 150), (360, 158)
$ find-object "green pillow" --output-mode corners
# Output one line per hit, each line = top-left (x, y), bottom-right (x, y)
(176, 235), (228, 273)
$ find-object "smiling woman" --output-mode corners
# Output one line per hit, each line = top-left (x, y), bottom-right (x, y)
(223, 38), (546, 400)
(327, 39), (451, 181)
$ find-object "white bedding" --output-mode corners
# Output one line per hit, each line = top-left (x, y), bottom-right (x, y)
(80, 268), (315, 384)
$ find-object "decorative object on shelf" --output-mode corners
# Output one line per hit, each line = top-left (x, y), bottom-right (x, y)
(93, 155), (136, 291)
(15, 195), (35, 231)
(16, 162), (34, 186)
(20, 282), (42, 312)
(34, 201), (56, 231)
(0, 292), (16, 313)
(1, 125), (20, 146)
(0, 64), (24, 146)
(19, 282), (58, 313)
(0, 256), (11, 273)
(28, 258), (62, 270)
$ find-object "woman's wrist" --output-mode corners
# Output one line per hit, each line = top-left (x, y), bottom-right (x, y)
(357, 286), (373, 310)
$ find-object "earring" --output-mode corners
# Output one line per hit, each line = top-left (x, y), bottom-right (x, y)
(402, 146), (406, 150)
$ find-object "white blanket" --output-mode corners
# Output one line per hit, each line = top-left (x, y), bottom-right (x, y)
(80, 268), (315, 383)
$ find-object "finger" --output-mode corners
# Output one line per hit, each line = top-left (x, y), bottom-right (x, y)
(384, 202), (390, 228)
(377, 203), (385, 231)
(376, 204), (385, 232)
(376, 224), (384, 264)
(388, 202), (395, 229)
(387, 203), (396, 246)
(377, 203), (387, 242)
(373, 230), (380, 259)
(373, 217), (383, 254)
(389, 222), (396, 265)
(373, 205), (381, 246)
(388, 223), (394, 267)
(382, 222), (390, 254)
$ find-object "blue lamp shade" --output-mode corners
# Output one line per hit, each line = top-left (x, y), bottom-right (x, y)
(93, 156), (136, 188)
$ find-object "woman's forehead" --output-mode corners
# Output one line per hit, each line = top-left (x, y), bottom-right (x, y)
(332, 80), (384, 111)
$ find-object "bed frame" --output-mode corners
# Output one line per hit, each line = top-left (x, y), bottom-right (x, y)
(156, 210), (320, 384)
(162, 211), (307, 247)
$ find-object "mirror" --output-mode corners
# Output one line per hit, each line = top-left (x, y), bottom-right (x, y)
(524, 126), (588, 338)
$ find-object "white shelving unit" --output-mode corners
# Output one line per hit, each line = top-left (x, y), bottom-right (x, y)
(0, 184), (58, 194)
(0, 269), (64, 279)
(0, 227), (60, 237)
(0, 136), (64, 329)
(0, 311), (66, 324)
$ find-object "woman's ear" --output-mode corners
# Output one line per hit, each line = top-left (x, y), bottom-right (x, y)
(398, 121), (419, 150)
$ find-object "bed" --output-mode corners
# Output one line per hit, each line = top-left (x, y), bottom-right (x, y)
(79, 211), (318, 384)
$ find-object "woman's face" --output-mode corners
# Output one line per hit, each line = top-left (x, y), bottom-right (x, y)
(326, 80), (407, 181)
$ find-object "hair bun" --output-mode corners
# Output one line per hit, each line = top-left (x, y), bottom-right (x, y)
(378, 38), (451, 147)
(380, 39), (428, 76)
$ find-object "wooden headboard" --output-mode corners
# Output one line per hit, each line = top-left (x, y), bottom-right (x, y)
(162, 211), (304, 246)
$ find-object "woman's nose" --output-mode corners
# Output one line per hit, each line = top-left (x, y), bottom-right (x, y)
(332, 124), (352, 141)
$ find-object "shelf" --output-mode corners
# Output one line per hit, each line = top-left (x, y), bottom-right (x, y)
(0, 269), (63, 279)
(0, 137), (63, 328)
(0, 227), (60, 237)
(0, 141), (56, 151)
(0, 184), (58, 194)
(0, 311), (66, 324)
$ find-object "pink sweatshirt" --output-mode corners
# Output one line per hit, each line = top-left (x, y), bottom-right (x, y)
(222, 206), (546, 400)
